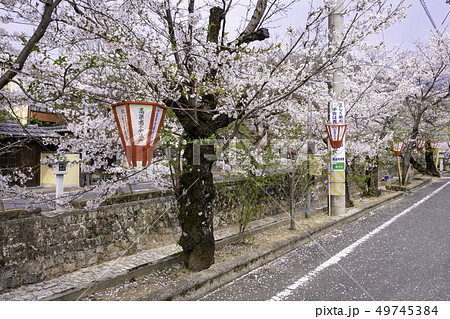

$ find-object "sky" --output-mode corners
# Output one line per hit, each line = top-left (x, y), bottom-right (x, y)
(1, 0), (449, 52)
(225, 0), (450, 51)
(369, 0), (450, 50)
(275, 0), (450, 50)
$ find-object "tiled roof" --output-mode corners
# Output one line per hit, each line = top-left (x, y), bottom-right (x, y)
(0, 123), (64, 138)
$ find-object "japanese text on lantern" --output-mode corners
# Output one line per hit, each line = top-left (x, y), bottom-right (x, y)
(119, 107), (130, 143)
(150, 108), (161, 146)
(136, 107), (145, 144)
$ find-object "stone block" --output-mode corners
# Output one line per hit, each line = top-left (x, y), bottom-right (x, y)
(109, 252), (118, 259)
(26, 261), (43, 274)
(46, 266), (62, 277)
(94, 237), (102, 246)
(106, 244), (115, 252)
(87, 256), (98, 265)
(22, 273), (39, 285)
(95, 246), (105, 254)
(42, 258), (55, 269)
(54, 255), (64, 265)
(76, 251), (85, 261)
(63, 263), (76, 272)
(0, 267), (14, 280)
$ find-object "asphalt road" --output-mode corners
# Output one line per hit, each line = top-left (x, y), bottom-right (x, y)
(202, 176), (450, 301)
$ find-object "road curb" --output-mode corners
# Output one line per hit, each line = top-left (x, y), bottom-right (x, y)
(138, 178), (432, 301)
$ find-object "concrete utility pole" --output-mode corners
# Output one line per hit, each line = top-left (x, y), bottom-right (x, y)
(328, 0), (346, 216)
(306, 83), (313, 219)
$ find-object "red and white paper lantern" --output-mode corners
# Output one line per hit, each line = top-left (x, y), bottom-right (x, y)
(391, 141), (404, 156)
(416, 139), (426, 151)
(112, 101), (167, 167)
(325, 123), (348, 149)
(430, 141), (439, 151)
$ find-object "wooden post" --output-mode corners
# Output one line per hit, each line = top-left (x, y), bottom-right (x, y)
(435, 149), (439, 169)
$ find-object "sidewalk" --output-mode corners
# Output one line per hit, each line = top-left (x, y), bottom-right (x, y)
(0, 177), (434, 301)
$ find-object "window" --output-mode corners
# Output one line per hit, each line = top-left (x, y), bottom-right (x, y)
(0, 152), (17, 169)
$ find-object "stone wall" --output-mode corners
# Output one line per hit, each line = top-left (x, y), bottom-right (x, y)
(0, 195), (178, 292)
(0, 176), (327, 293)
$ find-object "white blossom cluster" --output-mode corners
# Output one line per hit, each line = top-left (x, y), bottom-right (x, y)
(2, 0), (447, 211)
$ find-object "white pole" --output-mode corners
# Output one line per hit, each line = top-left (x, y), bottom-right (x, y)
(306, 83), (312, 219)
(329, 0), (346, 216)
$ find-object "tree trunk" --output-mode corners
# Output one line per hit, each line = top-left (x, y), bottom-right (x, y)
(402, 112), (423, 185)
(410, 155), (427, 175)
(425, 144), (440, 177)
(401, 141), (413, 186)
(367, 158), (381, 197)
(177, 141), (216, 271)
(345, 158), (353, 207)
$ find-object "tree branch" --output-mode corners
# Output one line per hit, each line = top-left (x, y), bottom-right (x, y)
(239, 0), (267, 38)
(0, 0), (63, 91)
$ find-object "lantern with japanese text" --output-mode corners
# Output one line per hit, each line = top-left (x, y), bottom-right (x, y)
(111, 101), (167, 167)
(325, 123), (347, 149)
(391, 141), (404, 156)
(430, 141), (438, 151)
(416, 139), (426, 151)
(390, 140), (404, 187)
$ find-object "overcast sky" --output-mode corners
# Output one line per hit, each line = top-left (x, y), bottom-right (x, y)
(369, 0), (450, 50)
(277, 0), (450, 50)
(2, 0), (449, 52)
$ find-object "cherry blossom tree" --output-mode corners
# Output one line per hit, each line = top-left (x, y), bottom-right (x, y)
(341, 45), (405, 197)
(0, 0), (407, 270)
(395, 31), (450, 180)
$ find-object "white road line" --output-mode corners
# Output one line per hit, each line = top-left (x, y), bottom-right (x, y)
(269, 181), (450, 301)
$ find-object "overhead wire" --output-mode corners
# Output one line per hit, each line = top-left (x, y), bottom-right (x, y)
(419, 0), (437, 30)
(442, 10), (450, 25)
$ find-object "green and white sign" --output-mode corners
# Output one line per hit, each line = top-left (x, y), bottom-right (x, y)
(332, 162), (345, 170)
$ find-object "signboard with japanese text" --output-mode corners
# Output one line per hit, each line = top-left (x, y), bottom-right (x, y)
(329, 102), (345, 171)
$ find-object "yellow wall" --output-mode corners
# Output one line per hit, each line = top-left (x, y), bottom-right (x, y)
(14, 105), (28, 125)
(40, 153), (80, 187)
(1, 76), (28, 124)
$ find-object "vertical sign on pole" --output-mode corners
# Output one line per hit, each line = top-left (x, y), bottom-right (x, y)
(329, 101), (346, 208)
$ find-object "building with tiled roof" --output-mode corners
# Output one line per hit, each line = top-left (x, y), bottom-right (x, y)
(0, 123), (70, 186)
